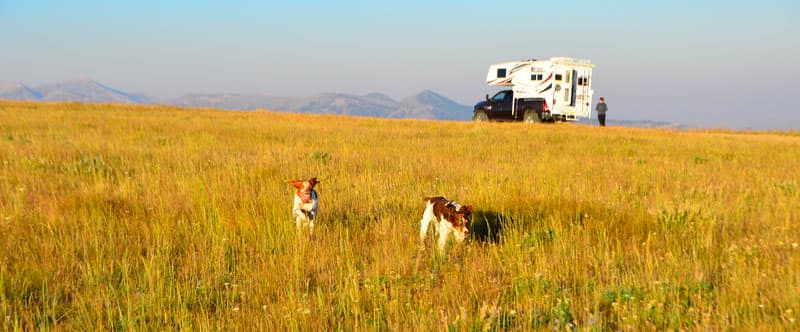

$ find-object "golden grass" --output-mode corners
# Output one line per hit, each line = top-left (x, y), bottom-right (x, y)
(1, 100), (798, 330)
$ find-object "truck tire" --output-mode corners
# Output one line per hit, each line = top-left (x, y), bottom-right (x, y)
(523, 109), (541, 123)
(473, 110), (489, 122)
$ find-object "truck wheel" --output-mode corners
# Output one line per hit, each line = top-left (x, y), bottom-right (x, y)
(523, 109), (541, 123)
(473, 110), (489, 122)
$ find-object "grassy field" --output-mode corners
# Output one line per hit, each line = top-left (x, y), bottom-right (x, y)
(1, 101), (798, 330)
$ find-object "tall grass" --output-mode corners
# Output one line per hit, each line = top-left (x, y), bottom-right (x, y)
(1, 100), (798, 330)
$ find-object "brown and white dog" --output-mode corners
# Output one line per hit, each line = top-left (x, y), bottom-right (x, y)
(289, 177), (319, 231)
(419, 196), (472, 251)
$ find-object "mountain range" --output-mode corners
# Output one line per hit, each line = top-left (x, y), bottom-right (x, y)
(1, 78), (685, 128)
(0, 79), (472, 121)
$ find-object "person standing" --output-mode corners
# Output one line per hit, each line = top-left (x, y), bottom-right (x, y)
(595, 97), (608, 127)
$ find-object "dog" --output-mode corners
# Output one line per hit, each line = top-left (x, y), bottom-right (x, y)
(289, 177), (319, 231)
(419, 196), (472, 251)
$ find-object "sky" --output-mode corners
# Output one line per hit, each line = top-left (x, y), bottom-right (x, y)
(1, 0), (798, 129)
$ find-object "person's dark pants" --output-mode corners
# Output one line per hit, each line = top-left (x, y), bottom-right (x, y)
(598, 113), (606, 126)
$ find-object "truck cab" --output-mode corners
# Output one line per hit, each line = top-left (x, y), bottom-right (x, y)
(474, 90), (513, 120)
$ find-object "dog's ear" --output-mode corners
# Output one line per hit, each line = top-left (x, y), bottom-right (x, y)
(309, 177), (319, 187)
(288, 180), (303, 189)
(463, 205), (473, 213)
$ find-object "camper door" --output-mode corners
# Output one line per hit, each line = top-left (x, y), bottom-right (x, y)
(574, 69), (593, 117)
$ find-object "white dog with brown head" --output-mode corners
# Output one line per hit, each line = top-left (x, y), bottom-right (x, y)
(419, 196), (472, 251)
(289, 177), (319, 231)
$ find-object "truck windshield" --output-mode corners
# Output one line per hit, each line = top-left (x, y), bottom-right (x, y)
(492, 91), (507, 101)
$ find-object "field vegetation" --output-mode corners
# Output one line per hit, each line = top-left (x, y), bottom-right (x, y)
(1, 101), (798, 330)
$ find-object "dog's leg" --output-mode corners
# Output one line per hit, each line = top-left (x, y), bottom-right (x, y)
(419, 204), (435, 245)
(294, 210), (305, 230)
(436, 219), (451, 252)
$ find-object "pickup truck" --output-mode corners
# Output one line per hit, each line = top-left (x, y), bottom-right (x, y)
(472, 90), (548, 123)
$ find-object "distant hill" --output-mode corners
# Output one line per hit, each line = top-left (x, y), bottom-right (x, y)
(1, 78), (687, 127)
(0, 81), (42, 100)
(170, 90), (473, 121)
(0, 79), (150, 104)
(1, 78), (473, 120)
(169, 93), (297, 112)
(575, 117), (689, 130)
(394, 90), (471, 120)
(36, 79), (151, 104)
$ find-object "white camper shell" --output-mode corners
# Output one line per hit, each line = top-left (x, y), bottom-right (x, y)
(486, 57), (594, 121)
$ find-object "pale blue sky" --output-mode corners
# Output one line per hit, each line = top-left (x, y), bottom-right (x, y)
(1, 0), (798, 128)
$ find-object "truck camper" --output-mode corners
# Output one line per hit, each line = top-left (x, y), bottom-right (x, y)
(473, 57), (594, 123)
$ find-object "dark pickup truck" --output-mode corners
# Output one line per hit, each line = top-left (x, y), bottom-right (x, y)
(472, 90), (550, 123)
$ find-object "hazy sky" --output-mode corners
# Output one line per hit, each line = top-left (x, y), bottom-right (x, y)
(2, 0), (798, 128)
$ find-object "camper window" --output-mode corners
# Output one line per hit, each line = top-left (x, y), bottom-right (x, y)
(497, 68), (507, 78)
(565, 72), (570, 83)
(555, 74), (563, 81)
(531, 74), (543, 81)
